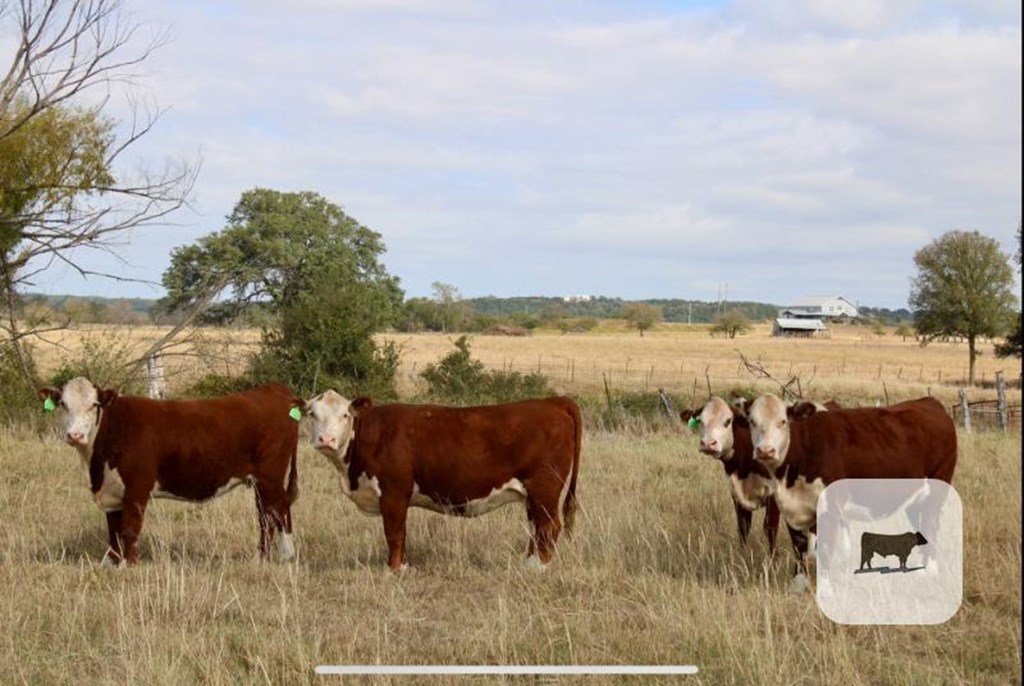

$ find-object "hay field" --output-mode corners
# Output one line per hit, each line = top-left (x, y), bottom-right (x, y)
(0, 422), (1019, 684)
(25, 322), (1022, 410)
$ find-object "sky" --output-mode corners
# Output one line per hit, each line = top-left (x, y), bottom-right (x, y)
(8, 0), (1022, 309)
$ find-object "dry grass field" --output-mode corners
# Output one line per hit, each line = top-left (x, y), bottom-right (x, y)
(26, 321), (1023, 409)
(3, 323), (1020, 684)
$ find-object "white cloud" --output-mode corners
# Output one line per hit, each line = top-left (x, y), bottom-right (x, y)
(8, 0), (1020, 308)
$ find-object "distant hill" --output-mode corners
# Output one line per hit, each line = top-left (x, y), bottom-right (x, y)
(23, 293), (914, 326)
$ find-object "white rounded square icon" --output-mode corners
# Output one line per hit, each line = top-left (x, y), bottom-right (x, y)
(816, 479), (962, 625)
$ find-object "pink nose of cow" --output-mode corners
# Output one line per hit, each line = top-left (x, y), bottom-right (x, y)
(700, 438), (718, 453)
(66, 431), (85, 445)
(756, 445), (776, 460)
(317, 434), (336, 448)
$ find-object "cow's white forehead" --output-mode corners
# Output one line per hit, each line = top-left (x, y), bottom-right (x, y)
(61, 377), (98, 409)
(751, 394), (786, 421)
(700, 397), (732, 425)
(310, 390), (351, 415)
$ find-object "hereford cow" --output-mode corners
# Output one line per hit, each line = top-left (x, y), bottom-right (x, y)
(860, 531), (928, 571)
(680, 397), (784, 551)
(743, 394), (956, 588)
(304, 391), (582, 571)
(37, 377), (302, 565)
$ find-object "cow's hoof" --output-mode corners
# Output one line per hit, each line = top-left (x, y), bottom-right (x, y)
(523, 555), (548, 572)
(788, 573), (810, 594)
(100, 550), (125, 568)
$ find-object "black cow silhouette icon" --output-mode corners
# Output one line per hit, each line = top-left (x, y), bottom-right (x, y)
(858, 531), (928, 573)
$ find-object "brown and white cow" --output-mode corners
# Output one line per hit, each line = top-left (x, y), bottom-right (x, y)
(743, 393), (957, 589)
(680, 397), (784, 550)
(37, 377), (302, 565)
(304, 391), (583, 571)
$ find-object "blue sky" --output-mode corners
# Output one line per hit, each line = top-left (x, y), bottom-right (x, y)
(8, 0), (1021, 308)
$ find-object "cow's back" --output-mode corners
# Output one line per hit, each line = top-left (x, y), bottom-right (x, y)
(790, 397), (957, 483)
(94, 384), (299, 499)
(351, 396), (579, 502)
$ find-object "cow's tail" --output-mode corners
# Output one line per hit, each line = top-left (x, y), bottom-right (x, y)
(561, 398), (583, 538)
(286, 440), (299, 504)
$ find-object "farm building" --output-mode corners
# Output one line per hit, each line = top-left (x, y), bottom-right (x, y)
(773, 317), (829, 337)
(778, 295), (859, 320)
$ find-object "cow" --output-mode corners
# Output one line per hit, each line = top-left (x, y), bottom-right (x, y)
(859, 531), (928, 571)
(680, 397), (784, 551)
(303, 391), (583, 571)
(37, 377), (302, 565)
(742, 394), (956, 589)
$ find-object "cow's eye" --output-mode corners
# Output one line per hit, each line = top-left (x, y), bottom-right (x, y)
(724, 418), (732, 428)
(780, 419), (787, 427)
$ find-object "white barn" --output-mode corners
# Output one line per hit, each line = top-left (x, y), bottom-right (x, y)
(778, 296), (859, 320)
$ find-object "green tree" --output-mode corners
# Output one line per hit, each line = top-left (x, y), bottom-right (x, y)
(709, 309), (750, 339)
(996, 221), (1022, 359)
(909, 230), (1018, 385)
(160, 188), (404, 395)
(622, 302), (662, 337)
(431, 281), (471, 332)
(893, 323), (915, 342)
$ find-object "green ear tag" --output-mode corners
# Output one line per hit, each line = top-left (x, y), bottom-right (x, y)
(289, 407), (302, 421)
(688, 416), (700, 430)
(43, 397), (56, 412)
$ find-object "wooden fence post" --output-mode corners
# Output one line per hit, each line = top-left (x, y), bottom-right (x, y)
(145, 354), (167, 400)
(959, 388), (972, 433)
(658, 388), (674, 418)
(996, 371), (1008, 432)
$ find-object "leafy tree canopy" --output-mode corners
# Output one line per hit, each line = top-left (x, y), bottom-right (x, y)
(909, 229), (1017, 384)
(160, 188), (404, 394)
(160, 188), (402, 324)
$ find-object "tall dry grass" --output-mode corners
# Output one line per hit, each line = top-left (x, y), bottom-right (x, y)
(0, 420), (1019, 685)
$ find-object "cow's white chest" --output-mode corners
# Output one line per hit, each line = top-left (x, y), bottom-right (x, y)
(410, 478), (528, 517)
(774, 475), (825, 531)
(341, 472), (382, 516)
(729, 472), (774, 511)
(94, 464), (125, 513)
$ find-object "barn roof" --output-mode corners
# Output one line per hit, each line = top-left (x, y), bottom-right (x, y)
(775, 318), (827, 330)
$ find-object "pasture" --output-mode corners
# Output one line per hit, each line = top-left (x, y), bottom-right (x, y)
(2, 324), (1021, 684)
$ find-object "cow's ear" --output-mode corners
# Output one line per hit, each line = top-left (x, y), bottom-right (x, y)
(730, 397), (750, 419)
(788, 401), (817, 421)
(351, 396), (373, 415)
(97, 388), (119, 407)
(37, 387), (61, 403)
(679, 409), (696, 424)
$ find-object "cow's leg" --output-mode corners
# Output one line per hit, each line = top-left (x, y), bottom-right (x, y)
(254, 481), (292, 561)
(526, 486), (563, 568)
(117, 488), (151, 565)
(103, 510), (124, 564)
(788, 527), (811, 592)
(379, 491), (410, 572)
(764, 499), (781, 552)
(734, 501), (752, 545)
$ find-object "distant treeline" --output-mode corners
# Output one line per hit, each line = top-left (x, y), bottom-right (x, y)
(19, 293), (914, 329)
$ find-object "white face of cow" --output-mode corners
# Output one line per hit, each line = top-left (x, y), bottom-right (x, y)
(694, 397), (738, 459)
(748, 394), (791, 470)
(306, 390), (356, 459)
(49, 377), (103, 448)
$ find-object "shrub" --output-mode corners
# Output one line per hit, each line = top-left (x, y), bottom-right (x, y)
(419, 336), (553, 405)
(47, 333), (147, 395)
(0, 342), (42, 426)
